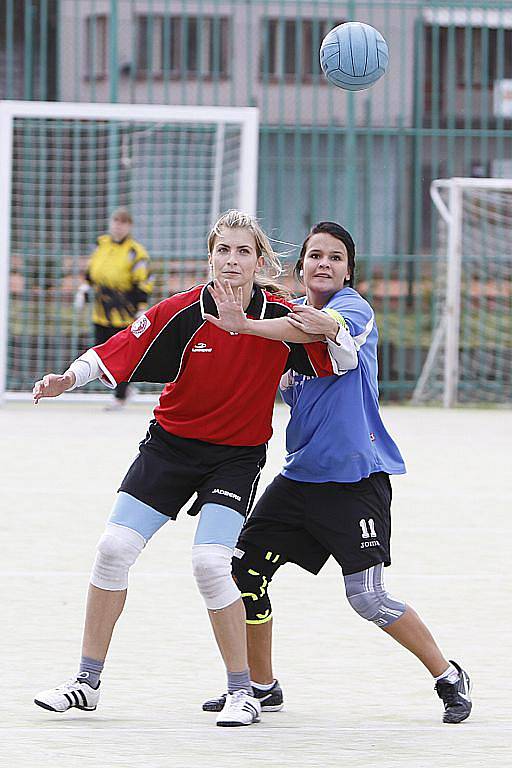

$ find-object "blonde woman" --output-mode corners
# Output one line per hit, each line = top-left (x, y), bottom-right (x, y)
(32, 211), (348, 727)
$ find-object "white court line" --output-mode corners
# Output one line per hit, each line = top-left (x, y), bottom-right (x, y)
(2, 725), (510, 733)
(0, 570), (502, 579)
(3, 488), (110, 494)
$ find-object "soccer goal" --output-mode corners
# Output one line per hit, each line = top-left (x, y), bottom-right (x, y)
(0, 100), (259, 401)
(412, 177), (512, 407)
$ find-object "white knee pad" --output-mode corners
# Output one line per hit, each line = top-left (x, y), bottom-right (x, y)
(90, 522), (146, 591)
(191, 544), (240, 610)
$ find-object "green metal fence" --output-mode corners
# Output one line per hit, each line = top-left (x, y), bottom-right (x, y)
(2, 0), (512, 399)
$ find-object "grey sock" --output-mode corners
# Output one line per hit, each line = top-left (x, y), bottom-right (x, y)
(227, 669), (252, 694)
(78, 656), (104, 689)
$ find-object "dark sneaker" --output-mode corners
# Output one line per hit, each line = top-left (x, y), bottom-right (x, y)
(435, 660), (472, 724)
(203, 679), (284, 713)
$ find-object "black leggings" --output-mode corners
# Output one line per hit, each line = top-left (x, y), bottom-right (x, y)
(93, 324), (130, 401)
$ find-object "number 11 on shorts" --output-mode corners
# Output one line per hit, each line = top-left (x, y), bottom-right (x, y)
(359, 518), (377, 539)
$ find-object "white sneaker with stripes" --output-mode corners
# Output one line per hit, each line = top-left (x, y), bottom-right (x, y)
(216, 689), (261, 727)
(34, 674), (100, 712)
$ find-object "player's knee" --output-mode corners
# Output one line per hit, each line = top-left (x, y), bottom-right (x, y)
(232, 544), (281, 625)
(90, 522), (145, 591)
(192, 544), (240, 611)
(347, 590), (383, 622)
(345, 569), (406, 628)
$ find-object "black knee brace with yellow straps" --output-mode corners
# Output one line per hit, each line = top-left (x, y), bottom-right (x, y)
(232, 542), (284, 624)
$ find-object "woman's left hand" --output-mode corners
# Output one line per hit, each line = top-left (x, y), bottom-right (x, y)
(204, 279), (249, 333)
(286, 304), (339, 340)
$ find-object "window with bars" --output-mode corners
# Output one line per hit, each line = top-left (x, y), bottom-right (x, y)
(260, 18), (343, 81)
(424, 24), (512, 118)
(462, 27), (512, 86)
(136, 15), (230, 78)
(1, 0), (58, 98)
(85, 15), (108, 79)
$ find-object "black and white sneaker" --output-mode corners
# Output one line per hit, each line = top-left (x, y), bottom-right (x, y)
(435, 660), (472, 724)
(216, 690), (261, 727)
(203, 679), (284, 713)
(34, 673), (100, 713)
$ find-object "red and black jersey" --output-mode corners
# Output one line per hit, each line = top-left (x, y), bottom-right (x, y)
(93, 283), (336, 446)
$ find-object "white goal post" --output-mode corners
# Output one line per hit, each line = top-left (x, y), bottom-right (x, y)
(412, 177), (512, 407)
(0, 100), (259, 402)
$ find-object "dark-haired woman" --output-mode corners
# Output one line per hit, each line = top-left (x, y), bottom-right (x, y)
(203, 222), (472, 725)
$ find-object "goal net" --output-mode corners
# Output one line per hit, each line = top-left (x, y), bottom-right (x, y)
(413, 178), (512, 407)
(0, 101), (259, 400)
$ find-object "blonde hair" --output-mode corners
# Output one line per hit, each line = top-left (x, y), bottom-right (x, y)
(207, 210), (291, 299)
(110, 207), (133, 223)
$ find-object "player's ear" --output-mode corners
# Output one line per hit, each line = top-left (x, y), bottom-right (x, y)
(256, 255), (265, 270)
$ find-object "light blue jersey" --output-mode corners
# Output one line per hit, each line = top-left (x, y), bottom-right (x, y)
(281, 287), (406, 483)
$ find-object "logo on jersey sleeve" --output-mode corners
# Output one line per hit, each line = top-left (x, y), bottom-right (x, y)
(131, 314), (151, 338)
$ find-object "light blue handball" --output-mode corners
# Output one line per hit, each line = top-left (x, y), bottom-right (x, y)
(320, 22), (389, 91)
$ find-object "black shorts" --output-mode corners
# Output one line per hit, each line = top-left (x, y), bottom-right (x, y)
(119, 420), (267, 519)
(238, 472), (392, 576)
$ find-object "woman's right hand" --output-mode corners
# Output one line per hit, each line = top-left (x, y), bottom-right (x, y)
(286, 304), (339, 340)
(33, 372), (76, 404)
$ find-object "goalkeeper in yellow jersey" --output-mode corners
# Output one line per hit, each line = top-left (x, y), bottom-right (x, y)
(75, 207), (153, 408)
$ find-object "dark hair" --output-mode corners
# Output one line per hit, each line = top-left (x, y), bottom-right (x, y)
(293, 221), (356, 287)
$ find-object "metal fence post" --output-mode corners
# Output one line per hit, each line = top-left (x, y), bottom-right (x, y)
(108, 0), (120, 212)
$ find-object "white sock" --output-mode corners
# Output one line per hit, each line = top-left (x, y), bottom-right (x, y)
(435, 663), (459, 684)
(251, 680), (275, 691)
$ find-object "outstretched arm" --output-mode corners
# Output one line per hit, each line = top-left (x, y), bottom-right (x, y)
(203, 280), (338, 343)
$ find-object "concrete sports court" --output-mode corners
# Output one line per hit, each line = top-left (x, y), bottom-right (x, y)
(2, 401), (511, 768)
